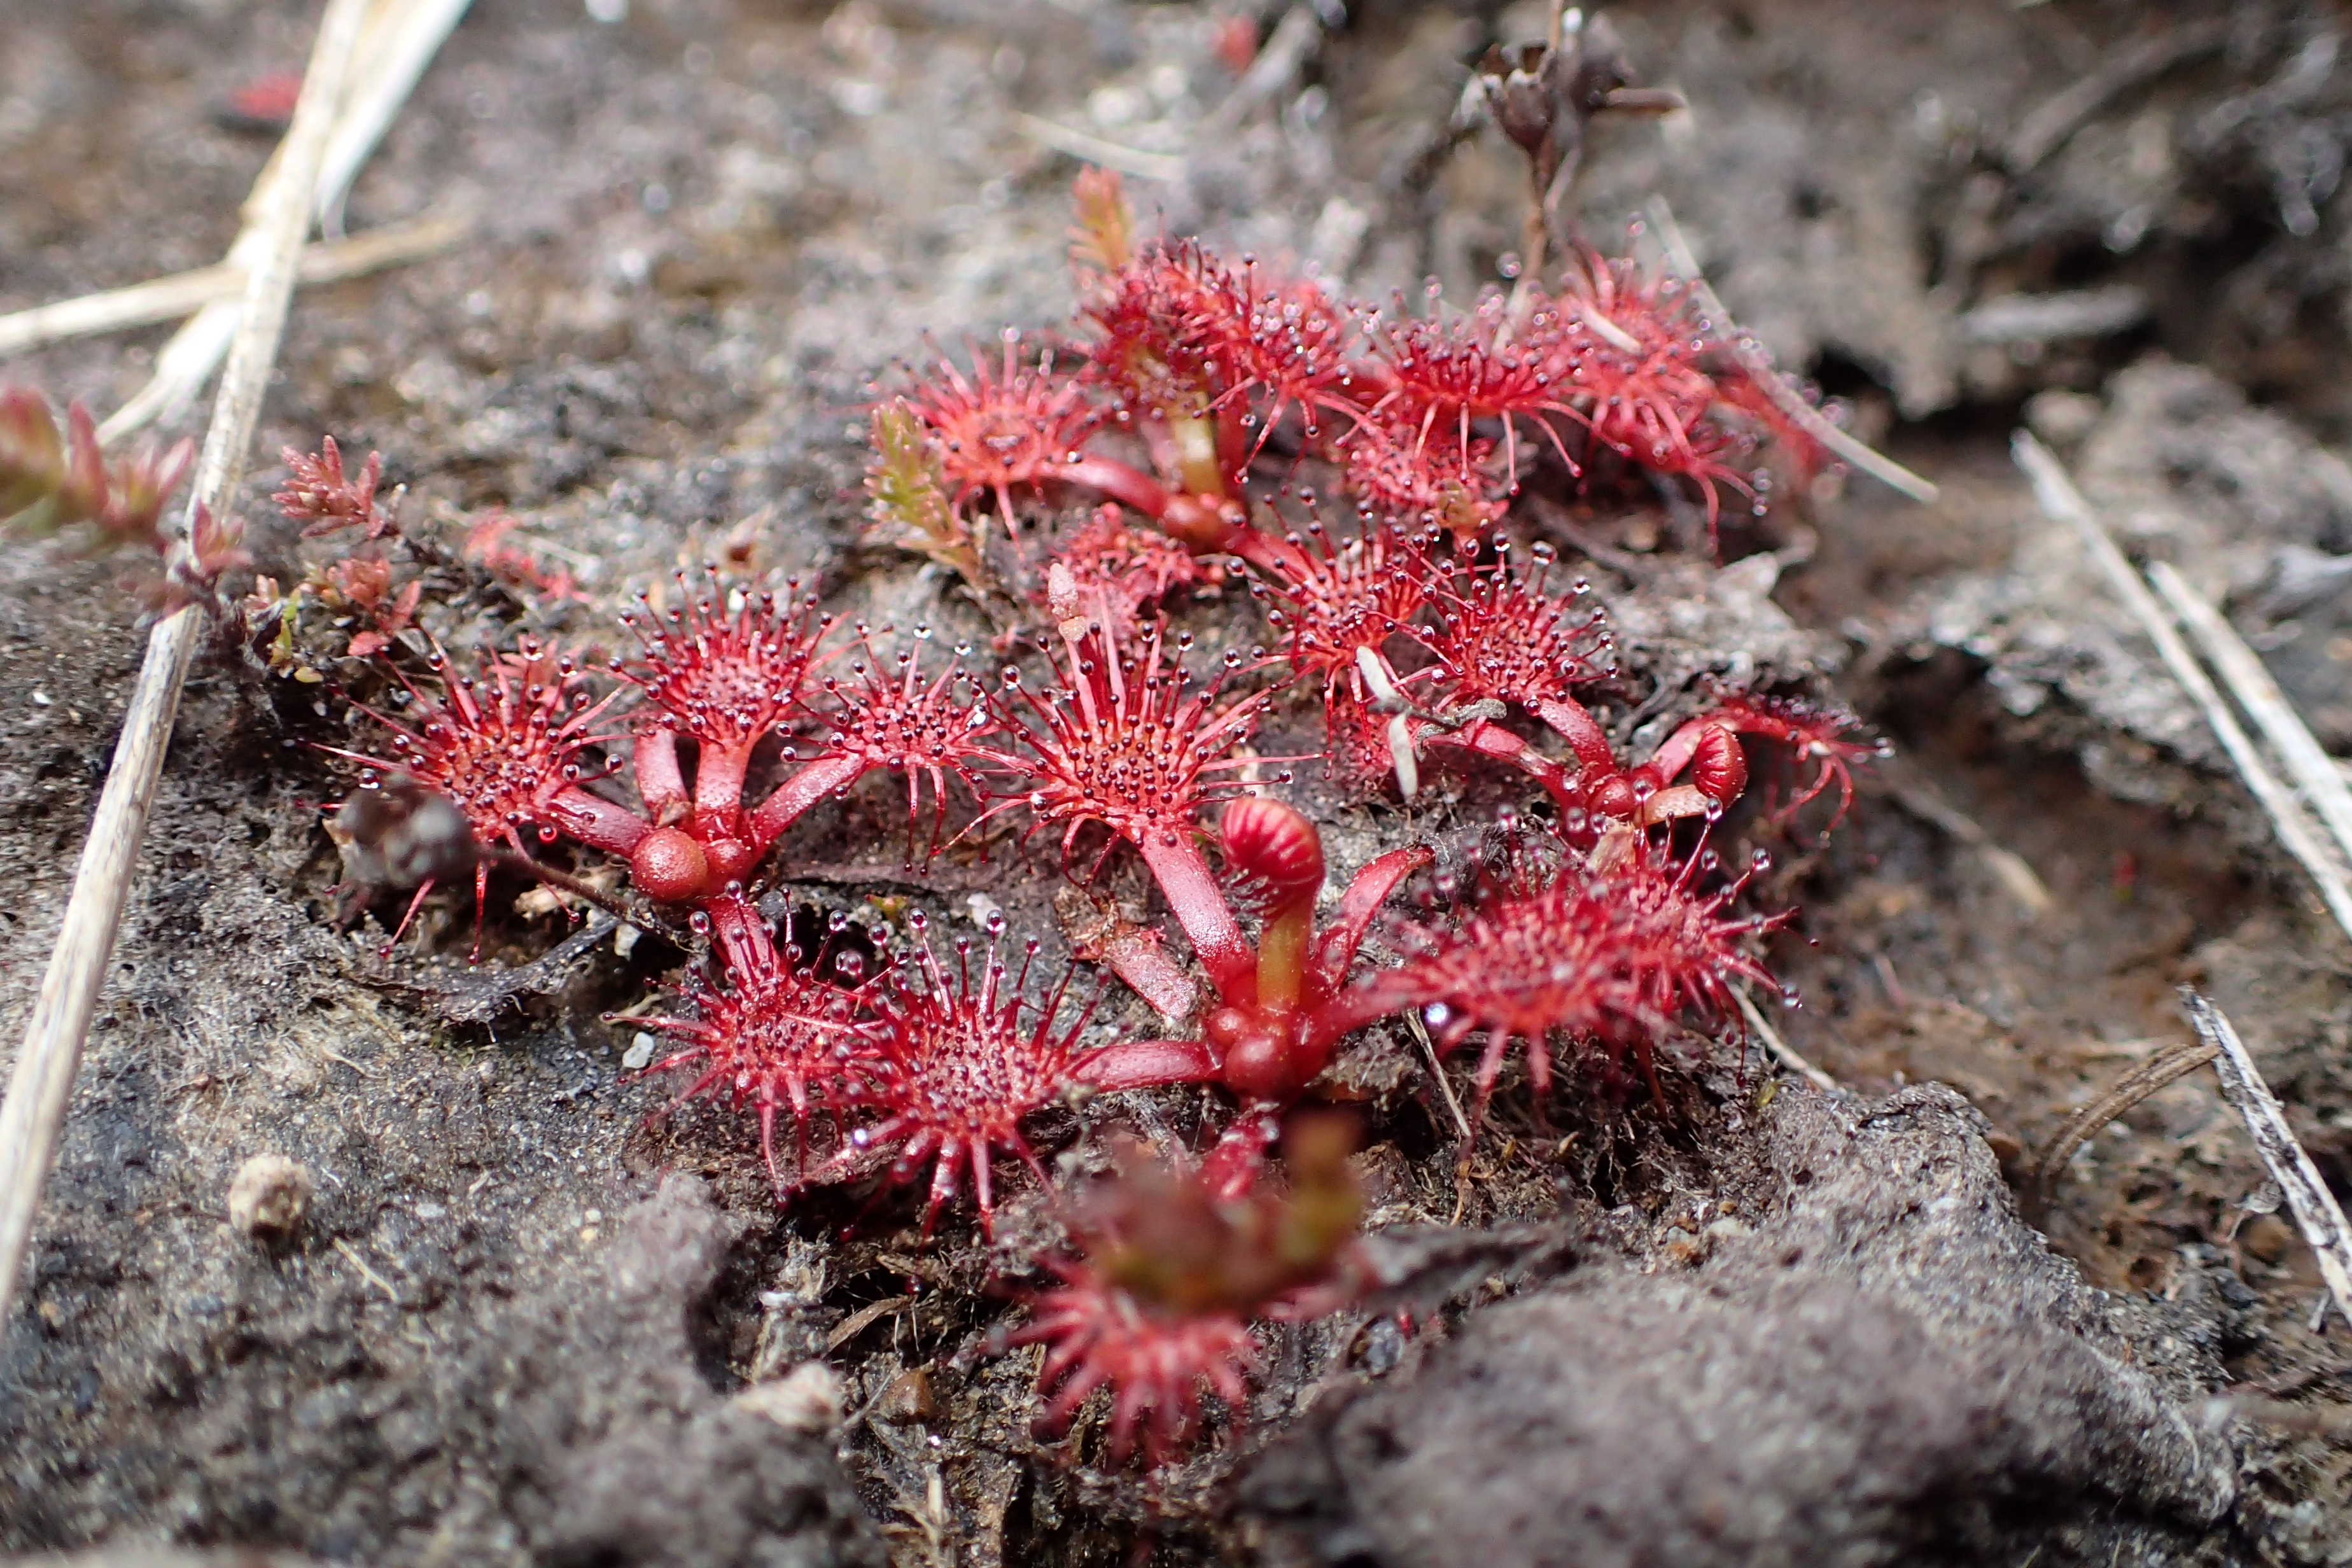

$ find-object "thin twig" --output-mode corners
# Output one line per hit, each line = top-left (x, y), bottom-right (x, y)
(332, 1236), (403, 1301)
(483, 849), (690, 948)
(2002, 19), (2229, 174)
(2029, 1037), (2219, 1210)
(1196, 1), (1323, 141)
(1872, 759), (2053, 917)
(100, 0), (466, 445)
(2148, 560), (2352, 874)
(2185, 991), (2352, 1330)
(2013, 432), (2352, 944)
(1954, 286), (2148, 346)
(1406, 1009), (1473, 1144)
(1011, 114), (1187, 183)
(0, 0), (372, 1334)
(1732, 984), (1838, 1093)
(314, 0), (476, 235)
(825, 1294), (916, 1354)
(1404, 1010), (1476, 1225)
(0, 211), (470, 358)
(1642, 197), (1940, 505)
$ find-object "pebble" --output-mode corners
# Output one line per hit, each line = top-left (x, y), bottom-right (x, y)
(227, 1153), (314, 1238)
(733, 1361), (843, 1434)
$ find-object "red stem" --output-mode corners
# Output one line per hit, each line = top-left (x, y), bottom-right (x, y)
(634, 729), (688, 818)
(1095, 927), (1202, 1022)
(548, 784), (650, 855)
(694, 740), (753, 830)
(1532, 696), (1619, 777)
(1301, 984), (1403, 1060)
(1639, 716), (1714, 783)
(1222, 519), (1300, 577)
(1135, 829), (1256, 1003)
(746, 749), (872, 847)
(1062, 454), (1171, 521)
(1072, 1038), (1220, 1093)
(1315, 844), (1432, 990)
(704, 891), (776, 976)
(1420, 718), (1578, 809)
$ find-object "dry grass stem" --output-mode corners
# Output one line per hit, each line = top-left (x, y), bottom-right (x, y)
(0, 0), (372, 1334)
(2001, 20), (2229, 174)
(1012, 114), (1186, 183)
(1406, 1009), (1475, 1145)
(1732, 983), (1838, 1093)
(101, 0), (470, 444)
(2013, 431), (2352, 945)
(1644, 197), (1940, 505)
(2148, 560), (2352, 874)
(314, 0), (477, 233)
(1874, 759), (2054, 918)
(2029, 1038), (2219, 1210)
(332, 1236), (403, 1301)
(1198, 1), (1324, 140)
(0, 210), (469, 359)
(2185, 991), (2352, 1330)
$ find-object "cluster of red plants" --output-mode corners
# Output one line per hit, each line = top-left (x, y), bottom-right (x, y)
(0, 162), (1880, 1473)
(876, 164), (1827, 571)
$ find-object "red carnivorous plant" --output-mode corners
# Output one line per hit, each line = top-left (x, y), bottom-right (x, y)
(1005, 1112), (1364, 1467)
(622, 613), (998, 895)
(326, 638), (638, 951)
(801, 907), (1102, 1234)
(1308, 537), (1877, 837)
(627, 892), (872, 1191)
(1313, 823), (1790, 1124)
(979, 616), (1273, 997)
(610, 570), (834, 896)
(1075, 797), (1429, 1114)
(901, 333), (1170, 532)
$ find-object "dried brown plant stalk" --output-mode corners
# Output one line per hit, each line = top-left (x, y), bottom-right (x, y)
(0, 0), (374, 1334)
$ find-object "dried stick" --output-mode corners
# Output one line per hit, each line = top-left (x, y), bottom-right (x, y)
(1643, 196), (1940, 505)
(0, 0), (372, 1333)
(314, 0), (477, 234)
(2185, 991), (2352, 1329)
(1732, 983), (1838, 1093)
(2148, 561), (2352, 874)
(2029, 1037), (2219, 1210)
(1406, 1009), (1476, 1226)
(1012, 114), (1187, 183)
(1873, 757), (2053, 918)
(100, 0), (469, 444)
(0, 211), (468, 358)
(1196, 0), (1324, 141)
(1406, 1009), (1474, 1145)
(2013, 432), (2352, 944)
(2001, 19), (2229, 174)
